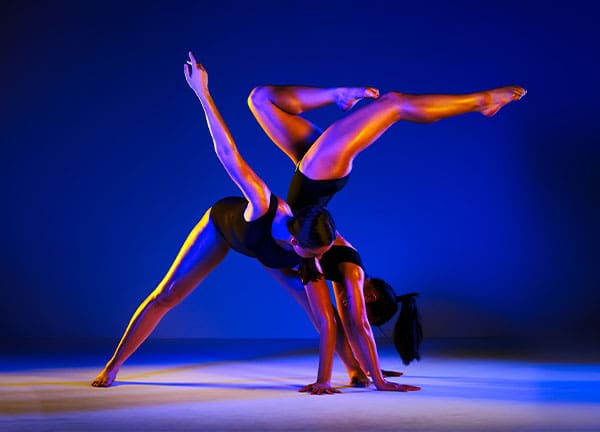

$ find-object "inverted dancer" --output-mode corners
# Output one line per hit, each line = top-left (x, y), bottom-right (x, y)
(92, 53), (342, 394)
(248, 82), (526, 386)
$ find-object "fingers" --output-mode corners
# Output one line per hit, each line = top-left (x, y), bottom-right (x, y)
(183, 63), (190, 81)
(188, 51), (197, 66)
(313, 387), (340, 395)
(186, 52), (206, 72)
(298, 383), (340, 395)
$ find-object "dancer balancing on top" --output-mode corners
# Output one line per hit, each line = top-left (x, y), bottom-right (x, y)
(247, 81), (526, 386)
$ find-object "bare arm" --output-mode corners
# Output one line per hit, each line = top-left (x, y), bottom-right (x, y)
(334, 262), (420, 392)
(184, 52), (270, 221)
(300, 275), (340, 395)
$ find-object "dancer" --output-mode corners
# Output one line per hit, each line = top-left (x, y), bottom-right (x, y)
(92, 53), (341, 394)
(248, 82), (526, 387)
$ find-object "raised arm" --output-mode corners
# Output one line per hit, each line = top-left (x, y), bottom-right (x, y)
(184, 51), (270, 221)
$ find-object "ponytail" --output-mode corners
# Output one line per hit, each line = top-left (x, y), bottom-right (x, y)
(364, 277), (423, 365)
(298, 258), (324, 285)
(392, 293), (423, 365)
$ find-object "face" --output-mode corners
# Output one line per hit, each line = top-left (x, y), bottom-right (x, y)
(363, 279), (379, 303)
(363, 279), (384, 325)
(291, 239), (332, 259)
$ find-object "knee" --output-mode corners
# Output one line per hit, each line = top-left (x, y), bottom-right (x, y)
(247, 85), (273, 110)
(378, 91), (405, 114)
(152, 280), (188, 309)
(381, 91), (439, 123)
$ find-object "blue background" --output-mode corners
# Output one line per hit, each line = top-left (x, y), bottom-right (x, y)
(2, 0), (598, 344)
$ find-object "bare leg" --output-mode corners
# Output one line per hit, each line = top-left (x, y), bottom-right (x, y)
(301, 86), (526, 179)
(248, 85), (379, 164)
(91, 209), (229, 387)
(263, 267), (369, 387)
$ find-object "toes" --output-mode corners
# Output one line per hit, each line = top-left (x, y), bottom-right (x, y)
(365, 87), (379, 98)
(343, 99), (359, 112)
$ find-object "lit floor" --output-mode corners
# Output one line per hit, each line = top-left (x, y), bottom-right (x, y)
(1, 339), (599, 431)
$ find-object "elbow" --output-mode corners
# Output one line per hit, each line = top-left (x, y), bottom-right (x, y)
(348, 313), (372, 336)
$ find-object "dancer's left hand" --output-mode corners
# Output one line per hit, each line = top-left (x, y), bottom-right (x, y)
(184, 51), (208, 94)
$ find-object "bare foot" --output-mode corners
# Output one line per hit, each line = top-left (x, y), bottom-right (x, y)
(335, 87), (379, 111)
(91, 366), (119, 387)
(349, 369), (370, 387)
(481, 86), (527, 117)
(381, 369), (404, 378)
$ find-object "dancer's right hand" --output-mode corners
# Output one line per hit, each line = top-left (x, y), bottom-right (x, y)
(299, 381), (341, 395)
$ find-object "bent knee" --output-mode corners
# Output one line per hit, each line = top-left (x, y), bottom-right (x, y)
(247, 85), (274, 110)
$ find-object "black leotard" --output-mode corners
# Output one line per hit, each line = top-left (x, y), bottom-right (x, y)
(210, 194), (301, 269)
(286, 166), (349, 211)
(286, 167), (363, 283)
(319, 245), (364, 283)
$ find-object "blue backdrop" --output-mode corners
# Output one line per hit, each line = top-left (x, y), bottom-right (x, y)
(2, 0), (598, 343)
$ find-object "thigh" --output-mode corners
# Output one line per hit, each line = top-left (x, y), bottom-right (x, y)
(248, 89), (323, 165)
(157, 208), (230, 297)
(300, 95), (401, 179)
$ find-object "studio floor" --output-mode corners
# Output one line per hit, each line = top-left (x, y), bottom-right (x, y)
(1, 339), (599, 431)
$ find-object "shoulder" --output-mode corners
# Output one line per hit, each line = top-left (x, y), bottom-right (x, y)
(275, 195), (293, 218)
(245, 191), (287, 222)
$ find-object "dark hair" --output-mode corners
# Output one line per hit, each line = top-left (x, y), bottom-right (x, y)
(286, 205), (336, 249)
(365, 278), (399, 326)
(365, 277), (423, 365)
(298, 258), (322, 285)
(286, 206), (336, 285)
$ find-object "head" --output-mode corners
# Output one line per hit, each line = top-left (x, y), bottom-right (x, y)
(286, 205), (336, 285)
(364, 276), (423, 365)
(364, 277), (399, 326)
(286, 205), (336, 259)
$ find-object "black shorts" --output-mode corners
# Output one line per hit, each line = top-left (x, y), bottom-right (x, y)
(320, 245), (364, 283)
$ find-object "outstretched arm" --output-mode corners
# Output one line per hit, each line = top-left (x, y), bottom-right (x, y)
(184, 51), (270, 221)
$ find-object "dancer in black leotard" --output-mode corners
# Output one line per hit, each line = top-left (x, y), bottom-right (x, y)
(249, 83), (526, 388)
(91, 54), (344, 395)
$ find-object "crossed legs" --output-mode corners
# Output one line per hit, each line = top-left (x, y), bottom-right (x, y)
(248, 84), (526, 179)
